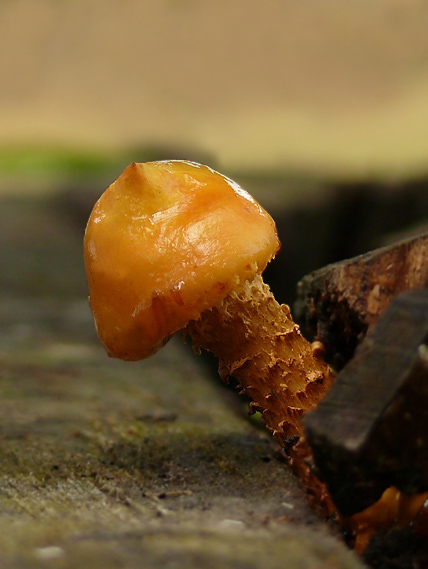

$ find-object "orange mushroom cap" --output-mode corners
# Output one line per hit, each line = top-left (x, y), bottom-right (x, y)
(84, 160), (280, 360)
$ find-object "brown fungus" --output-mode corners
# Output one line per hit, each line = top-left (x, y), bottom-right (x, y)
(84, 160), (334, 441)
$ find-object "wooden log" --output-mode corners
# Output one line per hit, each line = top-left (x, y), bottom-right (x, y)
(303, 287), (428, 517)
(295, 233), (428, 370)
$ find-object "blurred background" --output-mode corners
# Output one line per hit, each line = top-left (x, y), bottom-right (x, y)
(2, 5), (428, 565)
(2, 0), (428, 309)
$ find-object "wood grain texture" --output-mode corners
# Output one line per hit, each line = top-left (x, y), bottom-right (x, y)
(295, 233), (428, 370)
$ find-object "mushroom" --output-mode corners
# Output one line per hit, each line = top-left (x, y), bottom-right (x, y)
(84, 164), (428, 553)
(84, 160), (335, 445)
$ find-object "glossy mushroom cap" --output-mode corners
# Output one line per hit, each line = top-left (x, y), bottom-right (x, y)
(84, 161), (280, 360)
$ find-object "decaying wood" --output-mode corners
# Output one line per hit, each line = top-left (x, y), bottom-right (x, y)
(186, 274), (335, 443)
(303, 286), (428, 517)
(295, 233), (428, 370)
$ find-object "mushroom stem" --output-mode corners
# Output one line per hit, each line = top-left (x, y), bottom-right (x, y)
(186, 274), (335, 446)
(188, 276), (428, 551)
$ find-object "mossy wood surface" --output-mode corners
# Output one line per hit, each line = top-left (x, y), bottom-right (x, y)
(0, 196), (362, 568)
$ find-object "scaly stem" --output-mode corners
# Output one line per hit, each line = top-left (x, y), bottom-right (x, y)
(186, 274), (335, 446)
(188, 277), (428, 551)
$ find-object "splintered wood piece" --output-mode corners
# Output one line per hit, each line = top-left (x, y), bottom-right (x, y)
(295, 233), (428, 370)
(303, 287), (428, 517)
